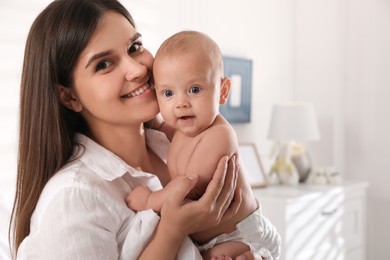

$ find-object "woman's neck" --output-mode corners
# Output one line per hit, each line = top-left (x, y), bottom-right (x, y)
(88, 124), (151, 169)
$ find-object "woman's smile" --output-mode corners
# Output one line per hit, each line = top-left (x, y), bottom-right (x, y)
(121, 82), (152, 98)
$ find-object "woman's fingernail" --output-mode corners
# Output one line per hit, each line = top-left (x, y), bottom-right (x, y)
(223, 156), (229, 170)
(187, 175), (197, 181)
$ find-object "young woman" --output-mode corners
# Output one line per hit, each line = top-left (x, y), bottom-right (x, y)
(10, 0), (244, 259)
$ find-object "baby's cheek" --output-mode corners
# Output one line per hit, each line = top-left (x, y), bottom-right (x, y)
(160, 108), (175, 125)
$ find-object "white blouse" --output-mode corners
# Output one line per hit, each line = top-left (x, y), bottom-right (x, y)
(17, 129), (202, 260)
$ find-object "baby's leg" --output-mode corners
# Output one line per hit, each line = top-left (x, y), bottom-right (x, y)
(202, 241), (250, 260)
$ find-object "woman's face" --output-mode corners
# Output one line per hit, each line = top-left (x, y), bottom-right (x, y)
(72, 11), (158, 133)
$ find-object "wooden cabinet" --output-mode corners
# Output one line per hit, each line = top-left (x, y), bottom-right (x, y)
(252, 182), (368, 260)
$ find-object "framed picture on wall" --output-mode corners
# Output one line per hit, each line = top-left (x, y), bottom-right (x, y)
(220, 56), (253, 123)
(238, 143), (267, 188)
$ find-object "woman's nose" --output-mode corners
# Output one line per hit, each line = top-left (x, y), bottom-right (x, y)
(123, 57), (148, 82)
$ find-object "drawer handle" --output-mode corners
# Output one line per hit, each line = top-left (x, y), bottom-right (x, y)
(321, 208), (338, 216)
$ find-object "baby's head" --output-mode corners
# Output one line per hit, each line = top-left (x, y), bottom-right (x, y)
(154, 30), (224, 78)
(153, 31), (231, 136)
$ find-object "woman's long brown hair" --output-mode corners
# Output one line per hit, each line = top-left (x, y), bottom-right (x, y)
(9, 0), (135, 256)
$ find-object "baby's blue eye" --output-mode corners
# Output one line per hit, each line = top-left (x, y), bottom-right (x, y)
(163, 90), (174, 97)
(189, 86), (200, 94)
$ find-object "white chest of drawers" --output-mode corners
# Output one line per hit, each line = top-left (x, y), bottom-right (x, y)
(252, 182), (368, 260)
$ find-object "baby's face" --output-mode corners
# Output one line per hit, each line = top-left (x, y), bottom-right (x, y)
(153, 52), (222, 137)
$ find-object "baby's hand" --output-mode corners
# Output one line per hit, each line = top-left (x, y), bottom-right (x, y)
(126, 186), (152, 211)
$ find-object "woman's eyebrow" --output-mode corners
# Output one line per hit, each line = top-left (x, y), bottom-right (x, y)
(85, 32), (142, 69)
(85, 50), (112, 69)
(130, 32), (142, 43)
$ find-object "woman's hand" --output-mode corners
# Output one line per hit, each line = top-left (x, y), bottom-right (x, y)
(158, 155), (242, 237)
(139, 156), (241, 260)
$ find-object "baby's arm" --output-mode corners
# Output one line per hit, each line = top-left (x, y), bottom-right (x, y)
(126, 179), (180, 212)
(126, 186), (154, 211)
(184, 124), (238, 195)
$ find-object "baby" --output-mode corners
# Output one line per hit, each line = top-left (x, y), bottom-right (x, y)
(127, 31), (280, 259)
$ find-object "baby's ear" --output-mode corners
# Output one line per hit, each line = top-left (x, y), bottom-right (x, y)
(57, 85), (83, 112)
(219, 77), (231, 105)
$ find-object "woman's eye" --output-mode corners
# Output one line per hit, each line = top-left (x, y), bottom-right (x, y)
(163, 90), (174, 97)
(95, 60), (112, 72)
(128, 41), (144, 55)
(189, 86), (200, 94)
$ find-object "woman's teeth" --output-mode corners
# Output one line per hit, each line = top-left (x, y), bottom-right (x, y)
(122, 84), (150, 98)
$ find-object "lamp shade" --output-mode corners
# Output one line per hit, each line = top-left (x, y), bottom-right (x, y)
(268, 102), (320, 141)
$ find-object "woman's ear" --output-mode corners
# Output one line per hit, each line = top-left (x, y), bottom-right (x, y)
(57, 85), (83, 112)
(219, 77), (231, 105)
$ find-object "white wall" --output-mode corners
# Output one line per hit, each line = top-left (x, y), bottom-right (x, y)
(281, 0), (389, 175)
(345, 0), (390, 259)
(293, 0), (390, 258)
(294, 0), (346, 171)
(1, 0), (389, 258)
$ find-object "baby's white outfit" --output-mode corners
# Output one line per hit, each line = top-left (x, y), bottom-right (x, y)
(197, 204), (281, 260)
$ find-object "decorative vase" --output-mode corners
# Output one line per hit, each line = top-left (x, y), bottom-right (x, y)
(291, 142), (312, 183)
(270, 143), (299, 186)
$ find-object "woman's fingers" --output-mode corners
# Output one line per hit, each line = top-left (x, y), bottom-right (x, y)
(166, 175), (198, 205)
(216, 156), (238, 213)
(220, 186), (242, 222)
(195, 155), (241, 228)
(220, 156), (242, 220)
(160, 155), (241, 236)
(198, 156), (229, 207)
(159, 175), (200, 236)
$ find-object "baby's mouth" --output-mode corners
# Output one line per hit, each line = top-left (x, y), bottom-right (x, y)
(179, 116), (194, 120)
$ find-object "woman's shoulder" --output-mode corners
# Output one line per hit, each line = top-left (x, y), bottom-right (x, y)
(19, 162), (132, 260)
(35, 161), (96, 215)
(35, 155), (126, 215)
(31, 162), (129, 230)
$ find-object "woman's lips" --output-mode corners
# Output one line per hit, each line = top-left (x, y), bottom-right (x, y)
(121, 83), (151, 98)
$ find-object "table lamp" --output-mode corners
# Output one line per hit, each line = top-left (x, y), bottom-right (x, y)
(268, 102), (320, 184)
